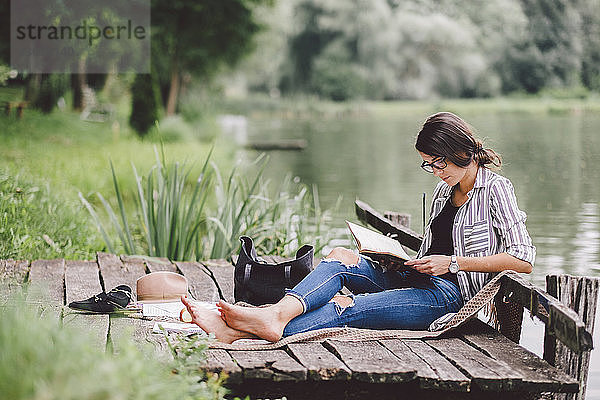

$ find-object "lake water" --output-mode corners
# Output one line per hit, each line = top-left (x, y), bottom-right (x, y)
(241, 111), (600, 397)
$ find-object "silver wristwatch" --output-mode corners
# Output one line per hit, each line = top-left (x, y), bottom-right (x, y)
(449, 255), (460, 274)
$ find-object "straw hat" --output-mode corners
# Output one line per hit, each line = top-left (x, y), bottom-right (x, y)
(136, 271), (188, 303)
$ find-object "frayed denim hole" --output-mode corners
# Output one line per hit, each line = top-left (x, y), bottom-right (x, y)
(321, 257), (359, 269)
(330, 294), (355, 316)
(321, 257), (343, 264)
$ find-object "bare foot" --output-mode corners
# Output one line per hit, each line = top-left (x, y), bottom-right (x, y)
(181, 296), (252, 344)
(218, 298), (301, 342)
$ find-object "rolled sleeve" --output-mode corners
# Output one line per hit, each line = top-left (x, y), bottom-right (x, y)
(490, 178), (536, 266)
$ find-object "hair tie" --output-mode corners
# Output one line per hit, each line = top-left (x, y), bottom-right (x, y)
(474, 143), (484, 154)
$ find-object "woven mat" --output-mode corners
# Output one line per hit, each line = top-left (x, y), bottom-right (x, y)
(209, 270), (515, 350)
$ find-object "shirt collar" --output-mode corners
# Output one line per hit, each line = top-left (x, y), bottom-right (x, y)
(473, 166), (490, 189)
(438, 166), (490, 200)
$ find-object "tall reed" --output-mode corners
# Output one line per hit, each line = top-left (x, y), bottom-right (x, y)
(80, 146), (213, 261)
(81, 147), (336, 261)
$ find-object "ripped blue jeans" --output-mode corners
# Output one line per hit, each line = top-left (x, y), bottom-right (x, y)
(282, 256), (463, 336)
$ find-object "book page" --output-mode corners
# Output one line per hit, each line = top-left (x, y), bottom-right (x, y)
(152, 321), (208, 335)
(346, 221), (412, 262)
(142, 301), (217, 318)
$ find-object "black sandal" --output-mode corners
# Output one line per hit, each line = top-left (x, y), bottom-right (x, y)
(68, 285), (133, 313)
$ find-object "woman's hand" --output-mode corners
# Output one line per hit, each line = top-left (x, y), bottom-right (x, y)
(404, 255), (451, 276)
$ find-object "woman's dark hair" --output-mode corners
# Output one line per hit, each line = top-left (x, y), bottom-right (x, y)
(415, 112), (501, 169)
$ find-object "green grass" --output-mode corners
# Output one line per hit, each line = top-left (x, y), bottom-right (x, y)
(0, 295), (227, 400)
(0, 171), (102, 260)
(0, 108), (236, 260)
(367, 96), (600, 118)
(0, 109), (232, 202)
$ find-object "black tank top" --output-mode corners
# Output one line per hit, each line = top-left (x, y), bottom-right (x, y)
(424, 198), (459, 286)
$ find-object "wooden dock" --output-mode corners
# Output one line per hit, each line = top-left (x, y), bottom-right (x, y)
(0, 253), (587, 400)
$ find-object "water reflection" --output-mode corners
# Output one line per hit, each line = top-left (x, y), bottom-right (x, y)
(572, 203), (600, 275)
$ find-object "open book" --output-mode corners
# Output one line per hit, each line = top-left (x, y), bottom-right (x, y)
(346, 220), (412, 268)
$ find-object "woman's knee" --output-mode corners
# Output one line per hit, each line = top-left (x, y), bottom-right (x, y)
(325, 247), (359, 266)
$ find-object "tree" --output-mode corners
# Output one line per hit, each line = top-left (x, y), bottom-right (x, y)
(515, 0), (583, 91)
(151, 0), (268, 115)
(129, 74), (160, 136)
(33, 74), (69, 113)
(576, 0), (600, 91)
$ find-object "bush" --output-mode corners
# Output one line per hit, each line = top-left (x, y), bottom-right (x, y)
(129, 74), (160, 136)
(0, 294), (226, 400)
(147, 115), (196, 143)
(539, 85), (590, 100)
(311, 41), (366, 101)
(33, 74), (69, 113)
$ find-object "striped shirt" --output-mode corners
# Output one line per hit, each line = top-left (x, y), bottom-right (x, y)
(416, 167), (536, 302)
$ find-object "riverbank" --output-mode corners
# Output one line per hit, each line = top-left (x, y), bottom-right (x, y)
(215, 93), (600, 119)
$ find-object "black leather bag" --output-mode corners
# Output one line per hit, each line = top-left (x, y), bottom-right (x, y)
(234, 236), (314, 306)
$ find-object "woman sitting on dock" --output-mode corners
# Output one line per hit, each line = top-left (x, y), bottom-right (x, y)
(182, 111), (536, 343)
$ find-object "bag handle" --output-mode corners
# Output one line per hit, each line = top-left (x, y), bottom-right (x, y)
(244, 263), (252, 284)
(284, 265), (291, 286)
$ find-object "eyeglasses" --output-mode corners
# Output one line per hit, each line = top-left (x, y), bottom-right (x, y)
(420, 157), (447, 173)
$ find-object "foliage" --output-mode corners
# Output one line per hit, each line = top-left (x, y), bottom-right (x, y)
(0, 64), (12, 86)
(130, 74), (161, 136)
(578, 0), (600, 91)
(204, 158), (336, 259)
(0, 295), (226, 400)
(0, 170), (101, 260)
(32, 74), (70, 113)
(236, 0), (600, 99)
(151, 0), (270, 114)
(310, 40), (367, 101)
(145, 115), (213, 143)
(81, 148), (337, 261)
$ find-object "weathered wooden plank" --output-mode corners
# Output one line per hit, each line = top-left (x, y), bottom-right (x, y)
(355, 199), (422, 251)
(97, 252), (173, 360)
(26, 259), (64, 321)
(118, 255), (147, 274)
(202, 259), (235, 303)
(461, 319), (578, 393)
(500, 273), (593, 353)
(203, 349), (243, 384)
(109, 314), (174, 361)
(380, 339), (470, 392)
(426, 337), (522, 392)
(544, 275), (599, 400)
(229, 349), (307, 381)
(64, 260), (103, 304)
(287, 342), (352, 381)
(0, 260), (30, 303)
(245, 139), (307, 151)
(0, 259), (30, 284)
(99, 252), (145, 297)
(175, 261), (219, 302)
(324, 340), (416, 384)
(383, 211), (411, 228)
(145, 257), (177, 273)
(63, 260), (109, 352)
(27, 259), (64, 304)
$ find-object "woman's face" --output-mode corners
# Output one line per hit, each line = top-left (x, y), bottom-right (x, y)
(418, 151), (472, 187)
